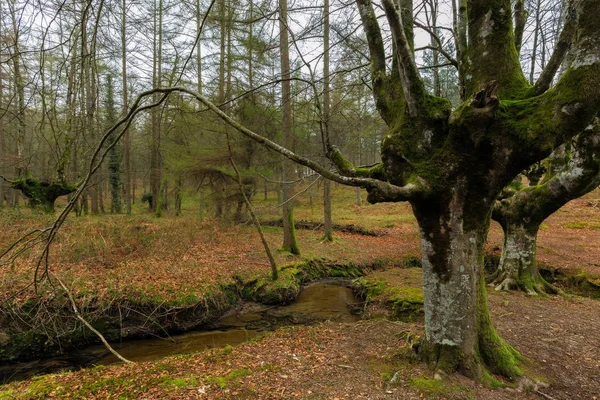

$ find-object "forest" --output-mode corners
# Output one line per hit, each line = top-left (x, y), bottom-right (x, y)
(0, 0), (599, 398)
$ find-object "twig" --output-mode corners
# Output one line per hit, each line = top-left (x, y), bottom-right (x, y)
(54, 274), (133, 364)
(535, 390), (556, 400)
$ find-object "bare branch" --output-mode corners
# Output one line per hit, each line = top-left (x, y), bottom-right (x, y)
(413, 22), (458, 68)
(55, 274), (133, 364)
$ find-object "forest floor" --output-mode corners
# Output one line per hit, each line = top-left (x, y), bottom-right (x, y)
(0, 186), (599, 399)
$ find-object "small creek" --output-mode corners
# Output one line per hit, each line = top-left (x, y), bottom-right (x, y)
(1, 280), (360, 383)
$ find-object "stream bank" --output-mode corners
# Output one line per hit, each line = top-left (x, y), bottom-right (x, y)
(1, 279), (361, 383)
(0, 257), (402, 380)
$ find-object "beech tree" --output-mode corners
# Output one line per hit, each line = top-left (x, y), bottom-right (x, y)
(490, 121), (600, 294)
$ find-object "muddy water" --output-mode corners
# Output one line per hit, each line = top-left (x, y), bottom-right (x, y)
(1, 280), (359, 383)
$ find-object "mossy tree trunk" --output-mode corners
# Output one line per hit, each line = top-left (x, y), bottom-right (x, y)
(493, 221), (553, 295)
(491, 125), (600, 294)
(415, 196), (521, 381)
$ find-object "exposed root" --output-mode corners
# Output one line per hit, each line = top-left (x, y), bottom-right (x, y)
(492, 272), (562, 296)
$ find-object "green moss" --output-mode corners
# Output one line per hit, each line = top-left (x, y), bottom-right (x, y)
(409, 377), (451, 397)
(477, 276), (523, 379)
(563, 221), (588, 229)
(161, 376), (198, 389)
(0, 390), (15, 399)
(354, 163), (386, 180)
(204, 368), (252, 389)
(81, 376), (129, 394)
(388, 287), (424, 321)
(330, 149), (357, 175)
(353, 272), (424, 321)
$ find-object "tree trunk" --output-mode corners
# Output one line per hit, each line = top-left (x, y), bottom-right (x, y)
(279, 0), (299, 254)
(322, 0), (333, 242)
(175, 178), (182, 216)
(0, 66), (4, 207)
(10, 0), (25, 178)
(122, 0), (132, 214)
(414, 197), (522, 381)
(492, 222), (555, 295)
(150, 0), (163, 212)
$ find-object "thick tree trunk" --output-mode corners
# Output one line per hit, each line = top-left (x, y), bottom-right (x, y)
(415, 198), (521, 381)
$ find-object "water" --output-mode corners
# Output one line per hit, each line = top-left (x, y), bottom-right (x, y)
(1, 280), (360, 382)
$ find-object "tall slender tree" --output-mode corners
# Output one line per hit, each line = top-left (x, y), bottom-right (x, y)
(279, 0), (299, 254)
(322, 0), (333, 242)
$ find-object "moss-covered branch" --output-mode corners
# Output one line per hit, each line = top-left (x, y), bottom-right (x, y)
(491, 122), (600, 294)
(466, 0), (530, 97)
(513, 0), (527, 55)
(355, 0), (396, 124)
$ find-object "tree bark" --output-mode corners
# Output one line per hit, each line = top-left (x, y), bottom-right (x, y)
(413, 189), (521, 380)
(122, 0), (132, 214)
(279, 0), (300, 254)
(322, 0), (333, 242)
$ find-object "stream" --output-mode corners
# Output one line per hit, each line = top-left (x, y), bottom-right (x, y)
(0, 280), (360, 383)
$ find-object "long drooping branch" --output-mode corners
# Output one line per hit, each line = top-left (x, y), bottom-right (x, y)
(177, 87), (425, 202)
(529, 0), (578, 97)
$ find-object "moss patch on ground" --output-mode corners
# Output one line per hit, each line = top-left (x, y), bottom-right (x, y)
(353, 266), (424, 321)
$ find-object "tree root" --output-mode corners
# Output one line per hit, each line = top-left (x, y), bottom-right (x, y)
(491, 272), (562, 296)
